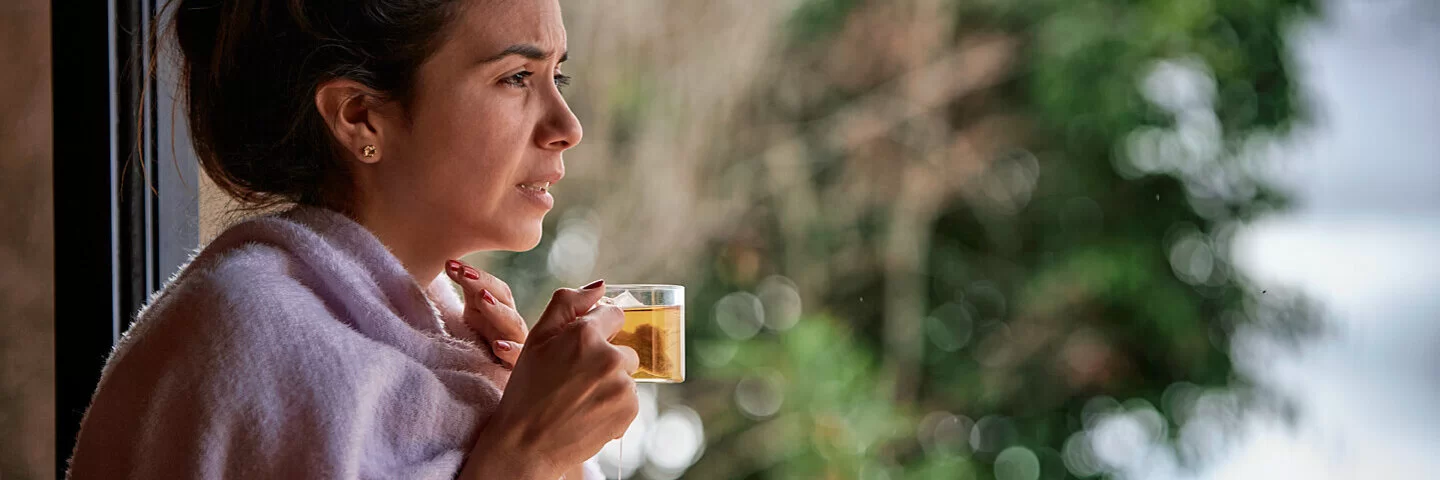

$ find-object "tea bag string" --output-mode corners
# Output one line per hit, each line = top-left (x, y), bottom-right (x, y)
(615, 436), (624, 479)
(616, 380), (639, 479)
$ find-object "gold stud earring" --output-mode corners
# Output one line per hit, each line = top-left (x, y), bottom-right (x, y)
(362, 145), (377, 158)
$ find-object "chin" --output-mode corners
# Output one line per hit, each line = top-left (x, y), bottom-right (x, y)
(513, 232), (544, 252)
(492, 223), (546, 252)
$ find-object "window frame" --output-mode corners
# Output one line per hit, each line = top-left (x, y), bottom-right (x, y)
(52, 0), (198, 471)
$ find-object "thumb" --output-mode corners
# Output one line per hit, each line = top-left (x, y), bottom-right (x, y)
(492, 340), (523, 368)
(530, 279), (606, 343)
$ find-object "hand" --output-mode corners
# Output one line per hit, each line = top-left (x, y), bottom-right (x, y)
(460, 280), (640, 479)
(445, 259), (527, 367)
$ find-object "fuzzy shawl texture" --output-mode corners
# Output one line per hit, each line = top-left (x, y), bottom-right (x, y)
(66, 207), (599, 479)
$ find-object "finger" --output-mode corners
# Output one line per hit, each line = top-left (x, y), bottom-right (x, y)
(613, 345), (640, 375)
(444, 262), (528, 342)
(567, 279), (608, 316)
(446, 260), (516, 308)
(578, 303), (626, 342)
(467, 296), (529, 344)
(602, 378), (640, 439)
(492, 282), (515, 309)
(492, 340), (523, 368)
(530, 280), (607, 343)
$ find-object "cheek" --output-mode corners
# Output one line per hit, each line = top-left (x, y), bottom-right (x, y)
(409, 96), (522, 187)
(418, 88), (530, 164)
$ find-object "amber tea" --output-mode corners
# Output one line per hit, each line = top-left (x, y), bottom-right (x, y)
(610, 305), (684, 382)
(603, 285), (685, 383)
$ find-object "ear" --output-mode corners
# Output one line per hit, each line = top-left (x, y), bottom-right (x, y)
(315, 79), (389, 164)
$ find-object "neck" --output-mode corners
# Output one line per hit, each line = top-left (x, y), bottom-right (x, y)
(350, 207), (456, 288)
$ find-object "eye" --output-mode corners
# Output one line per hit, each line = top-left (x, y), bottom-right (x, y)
(554, 73), (571, 92)
(502, 71), (533, 88)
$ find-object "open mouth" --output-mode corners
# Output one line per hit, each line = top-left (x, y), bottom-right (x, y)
(517, 181), (550, 194)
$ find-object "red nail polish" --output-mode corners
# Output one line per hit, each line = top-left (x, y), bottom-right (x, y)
(582, 279), (604, 290)
(463, 268), (481, 280)
(494, 340), (513, 351)
(447, 260), (461, 271)
(481, 289), (498, 305)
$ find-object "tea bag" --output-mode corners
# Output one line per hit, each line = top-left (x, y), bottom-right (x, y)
(603, 290), (669, 377)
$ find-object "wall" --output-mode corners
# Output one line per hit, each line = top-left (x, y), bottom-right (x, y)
(0, 0), (56, 478)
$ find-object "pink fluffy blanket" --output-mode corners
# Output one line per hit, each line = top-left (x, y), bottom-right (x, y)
(67, 206), (598, 479)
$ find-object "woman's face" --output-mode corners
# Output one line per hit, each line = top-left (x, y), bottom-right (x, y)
(366, 0), (581, 253)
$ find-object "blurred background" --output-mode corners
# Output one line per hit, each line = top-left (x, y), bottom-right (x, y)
(3, 0), (1437, 478)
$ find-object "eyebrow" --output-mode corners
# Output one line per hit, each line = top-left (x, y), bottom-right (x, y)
(478, 44), (569, 64)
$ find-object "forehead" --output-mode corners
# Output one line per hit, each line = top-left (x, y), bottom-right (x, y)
(449, 0), (567, 53)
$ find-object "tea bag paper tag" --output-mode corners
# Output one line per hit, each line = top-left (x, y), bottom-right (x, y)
(607, 291), (645, 308)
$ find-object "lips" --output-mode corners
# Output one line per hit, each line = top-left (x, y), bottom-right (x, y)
(514, 171), (563, 209)
(517, 181), (550, 193)
(516, 171), (564, 194)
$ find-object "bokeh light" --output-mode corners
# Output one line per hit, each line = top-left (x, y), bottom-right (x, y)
(994, 446), (1041, 480)
(713, 291), (765, 340)
(925, 303), (975, 352)
(918, 410), (973, 457)
(970, 415), (1019, 454)
(1062, 432), (1103, 478)
(642, 406), (705, 478)
(757, 275), (802, 331)
(734, 371), (785, 419)
(545, 210), (600, 284)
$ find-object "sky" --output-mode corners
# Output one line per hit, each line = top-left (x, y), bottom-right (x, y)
(1212, 0), (1440, 478)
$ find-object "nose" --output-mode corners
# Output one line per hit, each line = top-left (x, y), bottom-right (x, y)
(536, 90), (583, 151)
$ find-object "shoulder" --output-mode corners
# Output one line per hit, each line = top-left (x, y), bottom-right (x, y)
(72, 244), (410, 479)
(138, 209), (365, 340)
(135, 239), (331, 339)
(113, 239), (375, 391)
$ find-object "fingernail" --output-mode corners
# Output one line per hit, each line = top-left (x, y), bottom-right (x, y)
(446, 260), (461, 272)
(582, 279), (604, 290)
(481, 289), (499, 305)
(493, 340), (514, 351)
(463, 267), (481, 280)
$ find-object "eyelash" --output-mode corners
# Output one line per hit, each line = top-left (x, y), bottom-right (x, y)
(502, 71), (572, 92)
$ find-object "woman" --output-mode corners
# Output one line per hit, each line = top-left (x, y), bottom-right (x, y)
(66, 0), (638, 478)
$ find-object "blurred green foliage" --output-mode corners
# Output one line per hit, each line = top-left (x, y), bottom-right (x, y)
(487, 0), (1320, 477)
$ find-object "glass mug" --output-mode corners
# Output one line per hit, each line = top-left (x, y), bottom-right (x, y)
(601, 284), (685, 383)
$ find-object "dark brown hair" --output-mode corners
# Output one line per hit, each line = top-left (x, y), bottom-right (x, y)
(171, 0), (463, 211)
